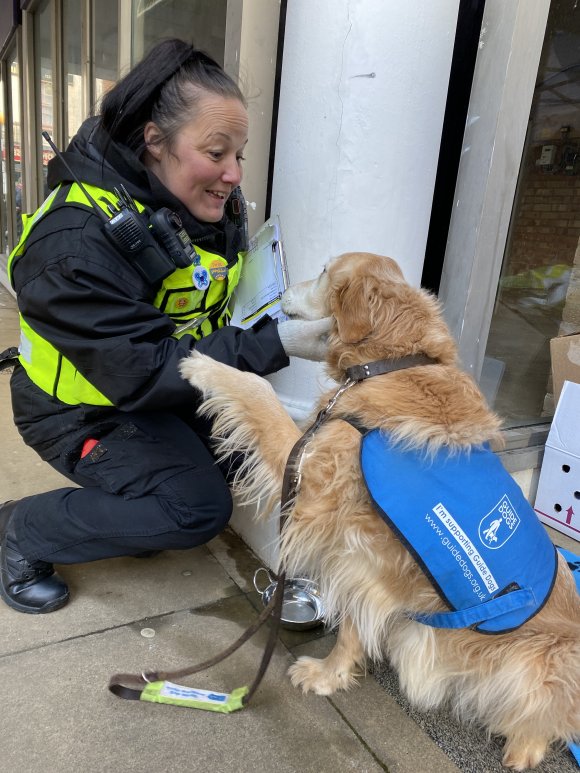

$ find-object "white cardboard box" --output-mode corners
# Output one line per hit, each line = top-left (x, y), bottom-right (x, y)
(534, 380), (580, 541)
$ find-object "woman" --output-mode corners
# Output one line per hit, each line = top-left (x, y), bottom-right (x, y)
(1, 39), (330, 614)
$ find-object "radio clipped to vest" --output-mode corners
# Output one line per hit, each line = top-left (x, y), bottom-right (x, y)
(224, 186), (248, 252)
(42, 132), (196, 285)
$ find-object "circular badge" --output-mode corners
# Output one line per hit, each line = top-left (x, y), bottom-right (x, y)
(192, 266), (210, 291)
(209, 259), (228, 281)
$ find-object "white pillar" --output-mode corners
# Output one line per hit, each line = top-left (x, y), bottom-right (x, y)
(231, 0), (460, 565)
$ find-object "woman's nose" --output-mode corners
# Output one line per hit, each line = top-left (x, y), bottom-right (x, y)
(221, 156), (243, 186)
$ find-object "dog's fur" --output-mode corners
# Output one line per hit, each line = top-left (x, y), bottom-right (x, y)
(179, 252), (580, 770)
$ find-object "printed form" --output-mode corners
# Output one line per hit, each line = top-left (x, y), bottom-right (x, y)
(230, 215), (289, 329)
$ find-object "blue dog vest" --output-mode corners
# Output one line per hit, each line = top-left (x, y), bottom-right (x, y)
(360, 430), (557, 633)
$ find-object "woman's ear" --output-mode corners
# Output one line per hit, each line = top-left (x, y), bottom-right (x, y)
(143, 122), (163, 160)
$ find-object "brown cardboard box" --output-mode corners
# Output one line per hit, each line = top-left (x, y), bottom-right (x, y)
(550, 333), (580, 405)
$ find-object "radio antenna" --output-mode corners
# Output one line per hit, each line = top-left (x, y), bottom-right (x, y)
(42, 131), (110, 223)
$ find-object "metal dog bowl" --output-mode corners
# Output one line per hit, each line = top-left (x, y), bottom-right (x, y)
(253, 568), (325, 631)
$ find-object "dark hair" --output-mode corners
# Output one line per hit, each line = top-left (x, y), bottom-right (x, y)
(100, 38), (246, 157)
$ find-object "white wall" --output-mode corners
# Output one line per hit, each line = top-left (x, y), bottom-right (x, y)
(231, 0), (460, 566)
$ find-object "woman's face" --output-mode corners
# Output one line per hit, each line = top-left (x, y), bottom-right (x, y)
(144, 94), (248, 223)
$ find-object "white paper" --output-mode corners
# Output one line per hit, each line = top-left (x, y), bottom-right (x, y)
(230, 215), (289, 329)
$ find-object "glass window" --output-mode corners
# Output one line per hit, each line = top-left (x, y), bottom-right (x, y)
(131, 0), (227, 64)
(484, 1), (580, 427)
(94, 1), (120, 106)
(34, 0), (55, 200)
(0, 70), (6, 254)
(8, 44), (22, 245)
(63, 0), (84, 146)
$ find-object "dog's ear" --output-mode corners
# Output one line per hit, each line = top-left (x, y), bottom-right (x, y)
(331, 276), (375, 343)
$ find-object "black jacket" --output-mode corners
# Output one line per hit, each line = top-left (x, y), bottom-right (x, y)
(10, 117), (288, 449)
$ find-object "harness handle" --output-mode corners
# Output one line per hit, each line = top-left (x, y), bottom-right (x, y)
(412, 587), (536, 631)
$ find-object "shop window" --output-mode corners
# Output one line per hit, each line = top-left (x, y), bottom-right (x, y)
(94, 0), (120, 105)
(484, 2), (580, 427)
(131, 0), (227, 64)
(63, 0), (83, 145)
(0, 71), (6, 255)
(7, 44), (22, 246)
(34, 0), (55, 199)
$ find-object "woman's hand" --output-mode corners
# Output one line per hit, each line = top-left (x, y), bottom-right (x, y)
(277, 317), (333, 361)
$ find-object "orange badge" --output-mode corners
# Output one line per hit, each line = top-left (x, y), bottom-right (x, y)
(209, 260), (228, 281)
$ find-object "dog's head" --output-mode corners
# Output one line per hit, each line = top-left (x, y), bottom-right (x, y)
(282, 252), (458, 379)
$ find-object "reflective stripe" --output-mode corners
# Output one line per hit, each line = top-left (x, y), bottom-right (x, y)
(64, 183), (146, 215)
(18, 316), (113, 406)
(7, 186), (61, 285)
(8, 182), (243, 404)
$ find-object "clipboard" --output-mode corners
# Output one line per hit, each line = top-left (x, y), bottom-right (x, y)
(230, 215), (290, 329)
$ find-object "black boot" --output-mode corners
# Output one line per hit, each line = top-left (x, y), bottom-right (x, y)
(0, 501), (69, 614)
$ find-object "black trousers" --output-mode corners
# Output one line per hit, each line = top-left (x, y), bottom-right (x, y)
(11, 411), (233, 565)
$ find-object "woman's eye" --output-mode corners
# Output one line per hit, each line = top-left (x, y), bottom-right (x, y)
(237, 155), (246, 163)
(209, 151), (223, 160)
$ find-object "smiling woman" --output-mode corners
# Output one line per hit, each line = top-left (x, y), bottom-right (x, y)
(143, 94), (249, 223)
(0, 38), (317, 615)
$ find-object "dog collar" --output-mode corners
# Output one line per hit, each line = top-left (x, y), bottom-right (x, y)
(282, 355), (437, 510)
(345, 354), (437, 382)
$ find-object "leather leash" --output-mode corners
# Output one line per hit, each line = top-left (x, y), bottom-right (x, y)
(109, 353), (436, 710)
(108, 569), (285, 708)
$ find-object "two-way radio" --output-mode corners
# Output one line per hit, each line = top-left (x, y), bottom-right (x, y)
(224, 186), (248, 252)
(42, 131), (197, 285)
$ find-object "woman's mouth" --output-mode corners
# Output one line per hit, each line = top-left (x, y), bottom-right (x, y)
(207, 190), (227, 201)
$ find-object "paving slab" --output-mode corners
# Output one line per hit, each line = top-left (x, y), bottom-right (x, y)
(207, 529), (264, 593)
(0, 547), (240, 656)
(0, 595), (384, 773)
(291, 635), (459, 773)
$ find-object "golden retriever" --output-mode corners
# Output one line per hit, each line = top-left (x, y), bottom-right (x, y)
(179, 252), (580, 770)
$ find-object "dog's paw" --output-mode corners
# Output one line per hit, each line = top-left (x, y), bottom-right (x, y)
(178, 350), (234, 396)
(288, 656), (359, 696)
(501, 738), (548, 771)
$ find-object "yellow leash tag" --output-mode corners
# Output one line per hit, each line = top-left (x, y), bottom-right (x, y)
(140, 681), (249, 713)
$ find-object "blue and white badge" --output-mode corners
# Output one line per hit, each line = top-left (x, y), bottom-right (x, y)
(479, 495), (520, 549)
(192, 265), (210, 291)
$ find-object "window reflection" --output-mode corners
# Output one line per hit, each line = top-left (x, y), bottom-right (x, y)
(94, 1), (119, 106)
(8, 48), (22, 244)
(484, 1), (580, 426)
(131, 0), (226, 64)
(35, 0), (54, 200)
(63, 0), (83, 145)
(0, 73), (6, 253)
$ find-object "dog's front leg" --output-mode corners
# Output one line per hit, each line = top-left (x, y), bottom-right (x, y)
(179, 351), (301, 508)
(288, 616), (365, 695)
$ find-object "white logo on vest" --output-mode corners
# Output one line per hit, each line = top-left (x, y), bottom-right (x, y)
(478, 494), (521, 550)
